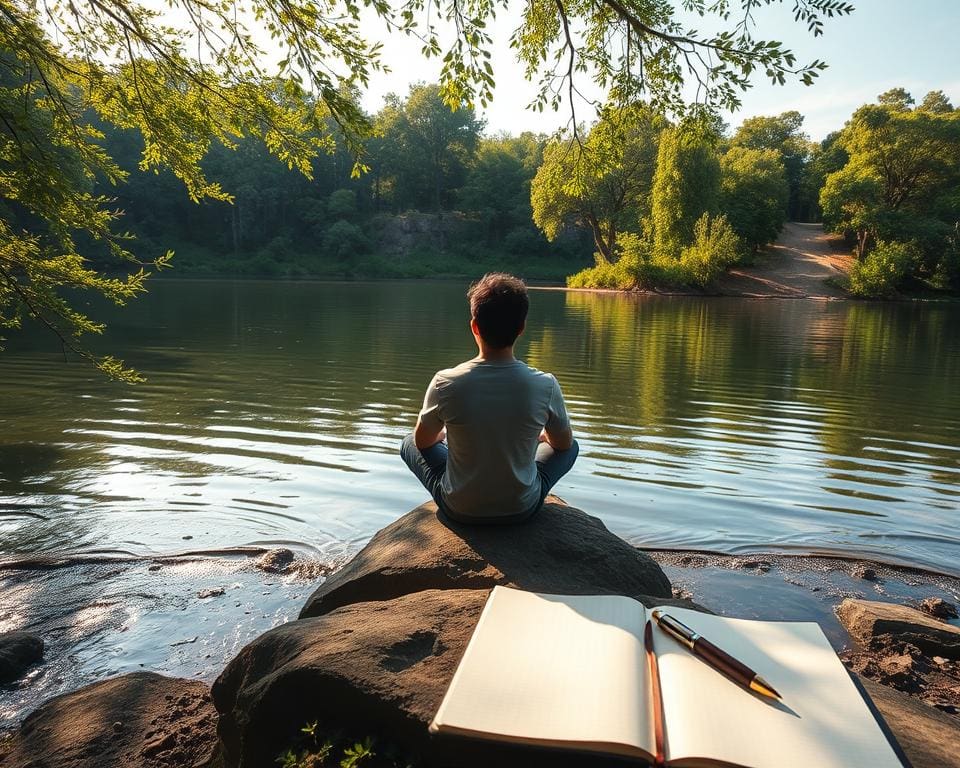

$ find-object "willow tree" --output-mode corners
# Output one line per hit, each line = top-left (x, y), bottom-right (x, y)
(1, 0), (853, 378)
(651, 126), (721, 257)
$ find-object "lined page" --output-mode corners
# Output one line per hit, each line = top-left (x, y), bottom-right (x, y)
(432, 587), (653, 756)
(653, 608), (903, 768)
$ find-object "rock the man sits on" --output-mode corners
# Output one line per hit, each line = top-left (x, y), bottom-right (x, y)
(401, 272), (578, 523)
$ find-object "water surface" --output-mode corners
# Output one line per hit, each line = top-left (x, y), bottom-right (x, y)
(3, 279), (960, 725)
(2, 280), (958, 570)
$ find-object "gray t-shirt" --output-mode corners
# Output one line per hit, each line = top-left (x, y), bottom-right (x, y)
(418, 358), (570, 519)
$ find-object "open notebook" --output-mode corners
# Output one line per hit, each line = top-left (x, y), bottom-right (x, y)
(430, 587), (905, 768)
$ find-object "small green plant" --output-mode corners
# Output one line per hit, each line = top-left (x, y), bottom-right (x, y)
(276, 723), (413, 768)
(341, 737), (376, 768)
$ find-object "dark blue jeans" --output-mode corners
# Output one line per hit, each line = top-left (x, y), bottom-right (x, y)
(399, 433), (579, 524)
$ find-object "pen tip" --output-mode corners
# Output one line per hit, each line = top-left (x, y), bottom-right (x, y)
(751, 676), (782, 700)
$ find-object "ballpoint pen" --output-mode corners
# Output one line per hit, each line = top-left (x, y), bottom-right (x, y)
(651, 609), (782, 701)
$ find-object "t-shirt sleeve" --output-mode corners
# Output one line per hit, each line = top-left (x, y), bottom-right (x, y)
(545, 375), (571, 433)
(418, 373), (445, 431)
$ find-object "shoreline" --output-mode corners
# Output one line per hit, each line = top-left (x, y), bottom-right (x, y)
(2, 542), (958, 730)
(2, 498), (959, 766)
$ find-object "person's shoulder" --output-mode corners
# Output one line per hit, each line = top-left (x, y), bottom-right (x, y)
(517, 360), (557, 382)
(433, 359), (480, 383)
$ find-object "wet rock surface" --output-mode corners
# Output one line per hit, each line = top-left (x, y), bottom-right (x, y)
(0, 632), (43, 685)
(300, 497), (672, 619)
(256, 548), (296, 574)
(861, 677), (960, 768)
(5, 522), (960, 767)
(0, 672), (218, 768)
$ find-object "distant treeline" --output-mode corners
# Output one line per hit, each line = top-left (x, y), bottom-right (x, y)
(95, 84), (593, 281)
(93, 84), (959, 295)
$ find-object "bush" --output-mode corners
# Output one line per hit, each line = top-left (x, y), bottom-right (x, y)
(566, 234), (655, 289)
(678, 214), (740, 287)
(323, 220), (370, 260)
(327, 189), (358, 220)
(932, 230), (960, 291)
(848, 240), (917, 298)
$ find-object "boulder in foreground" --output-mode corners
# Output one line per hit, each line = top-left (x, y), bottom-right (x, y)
(299, 497), (672, 619)
(216, 587), (700, 768)
(838, 598), (960, 659)
(861, 677), (960, 768)
(0, 672), (218, 768)
(0, 631), (43, 684)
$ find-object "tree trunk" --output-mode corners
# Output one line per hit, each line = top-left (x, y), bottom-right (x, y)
(856, 229), (871, 260)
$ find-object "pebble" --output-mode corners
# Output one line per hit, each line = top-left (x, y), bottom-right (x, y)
(850, 564), (877, 581)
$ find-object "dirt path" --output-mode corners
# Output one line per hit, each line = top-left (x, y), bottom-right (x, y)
(717, 222), (853, 298)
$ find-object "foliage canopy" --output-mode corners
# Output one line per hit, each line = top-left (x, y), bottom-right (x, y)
(820, 93), (960, 265)
(2, 0), (855, 377)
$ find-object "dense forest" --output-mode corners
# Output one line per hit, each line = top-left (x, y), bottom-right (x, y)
(93, 84), (593, 282)
(91, 83), (960, 298)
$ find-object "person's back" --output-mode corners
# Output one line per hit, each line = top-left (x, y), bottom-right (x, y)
(400, 273), (578, 523)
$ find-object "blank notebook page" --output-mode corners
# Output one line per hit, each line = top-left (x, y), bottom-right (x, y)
(432, 588), (653, 755)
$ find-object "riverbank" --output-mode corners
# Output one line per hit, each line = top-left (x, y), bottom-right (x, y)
(149, 222), (859, 299)
(715, 222), (853, 298)
(3, 507), (958, 746)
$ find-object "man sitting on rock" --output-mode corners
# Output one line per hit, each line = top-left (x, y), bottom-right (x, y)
(400, 272), (578, 523)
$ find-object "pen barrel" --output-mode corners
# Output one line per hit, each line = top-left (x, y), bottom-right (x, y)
(692, 637), (756, 686)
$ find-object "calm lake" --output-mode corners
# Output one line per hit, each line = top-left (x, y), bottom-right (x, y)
(3, 279), (960, 725)
(2, 279), (959, 572)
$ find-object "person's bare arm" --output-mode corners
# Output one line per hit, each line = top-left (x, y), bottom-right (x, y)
(541, 375), (573, 450)
(539, 424), (573, 451)
(415, 417), (446, 450)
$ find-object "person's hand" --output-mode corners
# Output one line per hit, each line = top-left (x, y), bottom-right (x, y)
(538, 429), (548, 443)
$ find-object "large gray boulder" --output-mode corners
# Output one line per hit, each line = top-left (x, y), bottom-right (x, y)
(838, 598), (960, 659)
(0, 672), (218, 768)
(299, 497), (672, 619)
(0, 631), (43, 684)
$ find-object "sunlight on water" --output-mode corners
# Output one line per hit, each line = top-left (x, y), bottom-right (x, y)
(1, 280), (959, 572)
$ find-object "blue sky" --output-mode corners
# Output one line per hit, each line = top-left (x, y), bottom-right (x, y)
(361, 0), (960, 140)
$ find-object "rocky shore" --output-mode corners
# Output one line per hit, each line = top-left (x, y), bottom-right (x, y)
(2, 498), (959, 767)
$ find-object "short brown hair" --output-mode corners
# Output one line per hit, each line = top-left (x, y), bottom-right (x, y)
(467, 273), (529, 349)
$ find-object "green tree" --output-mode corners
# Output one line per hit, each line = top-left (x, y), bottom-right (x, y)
(730, 111), (811, 220)
(2, 0), (852, 376)
(459, 134), (544, 247)
(531, 104), (664, 261)
(918, 90), (955, 114)
(820, 93), (960, 271)
(374, 85), (481, 213)
(877, 87), (915, 111)
(719, 147), (789, 253)
(403, 84), (481, 213)
(799, 130), (848, 222)
(650, 126), (721, 257)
